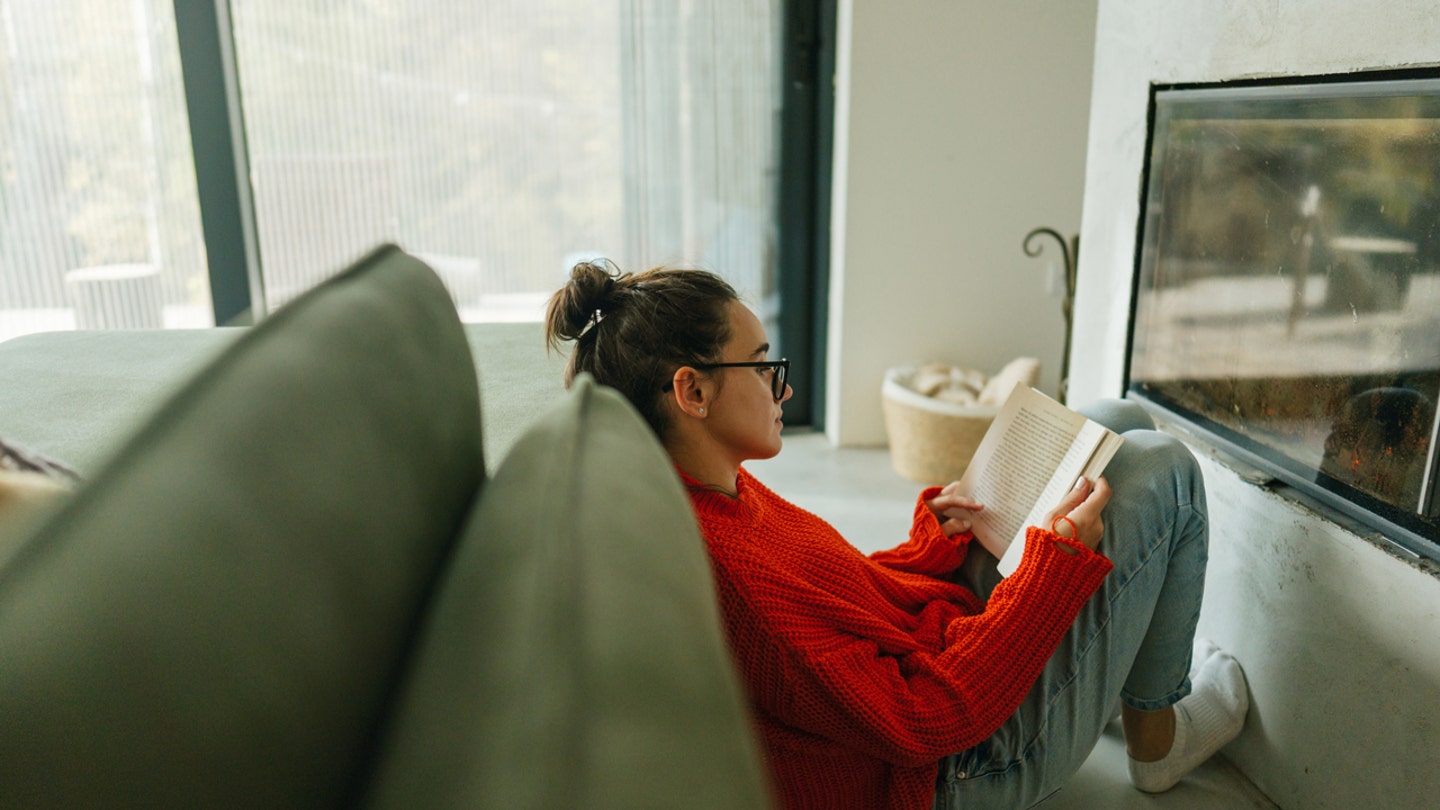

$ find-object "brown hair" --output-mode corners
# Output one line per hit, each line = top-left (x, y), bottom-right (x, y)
(544, 259), (738, 439)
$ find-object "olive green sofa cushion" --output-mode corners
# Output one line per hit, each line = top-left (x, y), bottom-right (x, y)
(363, 375), (772, 810)
(0, 328), (242, 474)
(0, 244), (484, 807)
(0, 325), (564, 476)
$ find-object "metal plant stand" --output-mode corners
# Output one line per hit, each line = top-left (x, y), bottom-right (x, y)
(1023, 227), (1078, 404)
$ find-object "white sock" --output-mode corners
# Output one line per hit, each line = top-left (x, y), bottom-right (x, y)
(1128, 646), (1249, 793)
(1113, 638), (1223, 726)
(1191, 636), (1221, 670)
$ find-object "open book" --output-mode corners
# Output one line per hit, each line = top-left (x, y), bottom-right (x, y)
(944, 385), (1123, 577)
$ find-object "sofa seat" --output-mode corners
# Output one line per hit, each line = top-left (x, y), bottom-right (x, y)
(0, 321), (568, 477)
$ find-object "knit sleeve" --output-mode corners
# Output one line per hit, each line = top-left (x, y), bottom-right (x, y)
(735, 527), (1112, 767)
(866, 487), (973, 577)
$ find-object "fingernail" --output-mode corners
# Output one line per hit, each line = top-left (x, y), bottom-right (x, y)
(962, 520), (971, 530)
(1073, 477), (1088, 490)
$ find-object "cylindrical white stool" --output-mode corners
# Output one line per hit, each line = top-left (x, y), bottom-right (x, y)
(65, 264), (163, 329)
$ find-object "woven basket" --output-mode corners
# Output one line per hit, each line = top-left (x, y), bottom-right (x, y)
(881, 367), (999, 486)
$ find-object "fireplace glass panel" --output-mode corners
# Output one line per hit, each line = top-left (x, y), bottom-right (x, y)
(1128, 76), (1440, 554)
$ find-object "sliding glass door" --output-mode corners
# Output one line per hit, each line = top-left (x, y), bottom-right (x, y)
(228, 0), (782, 331)
(0, 0), (828, 423)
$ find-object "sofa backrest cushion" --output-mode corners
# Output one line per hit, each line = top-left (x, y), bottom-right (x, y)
(362, 375), (772, 810)
(0, 244), (484, 808)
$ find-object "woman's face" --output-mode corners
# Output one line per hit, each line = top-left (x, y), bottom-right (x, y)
(704, 300), (793, 464)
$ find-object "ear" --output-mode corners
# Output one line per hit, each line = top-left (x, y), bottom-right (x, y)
(669, 366), (711, 419)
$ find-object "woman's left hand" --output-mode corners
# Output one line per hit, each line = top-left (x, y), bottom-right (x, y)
(925, 481), (984, 537)
(1040, 476), (1110, 551)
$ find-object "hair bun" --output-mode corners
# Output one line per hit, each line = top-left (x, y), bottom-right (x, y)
(545, 259), (621, 344)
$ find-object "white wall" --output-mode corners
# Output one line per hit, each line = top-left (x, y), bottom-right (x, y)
(826, 0), (1097, 445)
(1192, 449), (1440, 808)
(1073, 2), (1440, 807)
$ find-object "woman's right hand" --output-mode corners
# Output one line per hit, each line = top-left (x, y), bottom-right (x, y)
(1040, 476), (1111, 551)
(924, 481), (984, 537)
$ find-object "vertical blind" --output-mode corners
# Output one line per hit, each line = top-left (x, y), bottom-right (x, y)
(0, 0), (783, 339)
(232, 0), (783, 325)
(0, 0), (210, 340)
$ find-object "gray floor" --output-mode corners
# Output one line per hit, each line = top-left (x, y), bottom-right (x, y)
(745, 430), (1278, 810)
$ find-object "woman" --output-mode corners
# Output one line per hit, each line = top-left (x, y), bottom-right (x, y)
(545, 261), (1248, 810)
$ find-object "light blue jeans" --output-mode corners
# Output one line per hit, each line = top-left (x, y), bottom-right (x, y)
(933, 399), (1209, 809)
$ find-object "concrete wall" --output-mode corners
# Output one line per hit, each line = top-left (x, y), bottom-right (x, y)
(1072, 2), (1440, 807)
(826, 0), (1097, 445)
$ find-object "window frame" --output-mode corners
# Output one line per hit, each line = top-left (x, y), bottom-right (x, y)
(776, 0), (835, 430)
(172, 0), (832, 425)
(1124, 69), (1440, 564)
(172, 0), (265, 325)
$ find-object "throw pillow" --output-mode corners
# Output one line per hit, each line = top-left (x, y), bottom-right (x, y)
(0, 244), (484, 808)
(363, 375), (771, 810)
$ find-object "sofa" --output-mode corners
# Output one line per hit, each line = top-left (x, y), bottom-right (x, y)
(0, 245), (772, 808)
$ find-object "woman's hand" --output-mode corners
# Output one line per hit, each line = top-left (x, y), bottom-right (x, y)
(925, 481), (984, 537)
(1041, 476), (1111, 551)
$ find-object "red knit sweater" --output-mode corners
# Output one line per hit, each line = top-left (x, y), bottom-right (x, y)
(684, 468), (1113, 810)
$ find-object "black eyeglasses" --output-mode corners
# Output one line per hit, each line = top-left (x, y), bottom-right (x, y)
(663, 358), (791, 401)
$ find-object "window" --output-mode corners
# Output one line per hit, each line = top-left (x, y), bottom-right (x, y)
(0, 0), (211, 341)
(1, 0), (829, 425)
(1127, 72), (1440, 561)
(229, 0), (782, 328)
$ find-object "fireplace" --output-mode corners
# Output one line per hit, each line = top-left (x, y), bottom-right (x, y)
(1126, 70), (1440, 561)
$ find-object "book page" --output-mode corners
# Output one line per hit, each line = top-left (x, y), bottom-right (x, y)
(994, 419), (1109, 577)
(1080, 431), (1124, 482)
(953, 386), (1089, 559)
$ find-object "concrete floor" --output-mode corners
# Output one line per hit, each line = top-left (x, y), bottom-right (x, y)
(745, 430), (1278, 810)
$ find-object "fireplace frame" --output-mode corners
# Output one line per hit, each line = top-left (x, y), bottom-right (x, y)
(1124, 69), (1440, 563)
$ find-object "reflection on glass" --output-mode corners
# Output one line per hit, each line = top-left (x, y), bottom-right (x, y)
(1129, 78), (1440, 538)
